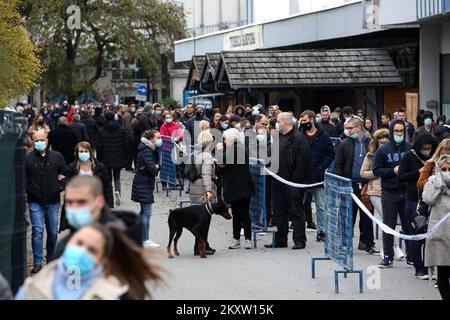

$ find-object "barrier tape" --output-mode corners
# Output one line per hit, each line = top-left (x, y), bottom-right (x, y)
(351, 193), (450, 241)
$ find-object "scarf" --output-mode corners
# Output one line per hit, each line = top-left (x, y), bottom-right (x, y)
(141, 137), (156, 150)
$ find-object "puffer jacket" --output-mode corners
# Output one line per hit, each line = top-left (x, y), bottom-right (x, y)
(189, 149), (217, 205)
(360, 154), (381, 197)
(131, 141), (160, 204)
(97, 120), (127, 168)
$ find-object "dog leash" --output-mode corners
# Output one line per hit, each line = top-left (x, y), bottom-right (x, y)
(205, 203), (213, 215)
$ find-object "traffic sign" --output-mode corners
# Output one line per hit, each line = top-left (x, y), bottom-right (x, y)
(137, 85), (148, 95)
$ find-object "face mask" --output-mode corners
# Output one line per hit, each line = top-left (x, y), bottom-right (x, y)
(165, 118), (173, 124)
(420, 149), (432, 157)
(345, 117), (352, 123)
(438, 121), (444, 126)
(300, 122), (312, 132)
(196, 112), (204, 118)
(63, 246), (96, 276)
(221, 123), (229, 130)
(256, 134), (266, 142)
(316, 116), (321, 123)
(131, 108), (136, 113)
(114, 114), (119, 121)
(79, 152), (91, 162)
(37, 120), (44, 125)
(424, 118), (433, 126)
(155, 139), (163, 148)
(35, 141), (47, 152)
(344, 129), (350, 137)
(394, 136), (404, 144)
(66, 205), (95, 229)
(442, 171), (450, 182)
(155, 111), (162, 117)
(351, 132), (359, 140)
(275, 123), (281, 132)
(205, 104), (212, 110)
(322, 117), (330, 123)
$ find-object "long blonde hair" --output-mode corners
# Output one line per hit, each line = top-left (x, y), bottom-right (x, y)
(367, 128), (389, 156)
(430, 138), (450, 163)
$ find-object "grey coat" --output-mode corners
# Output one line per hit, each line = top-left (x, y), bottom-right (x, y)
(422, 176), (450, 267)
(189, 151), (217, 205)
(0, 273), (12, 300)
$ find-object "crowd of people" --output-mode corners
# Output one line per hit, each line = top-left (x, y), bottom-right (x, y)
(0, 99), (448, 300)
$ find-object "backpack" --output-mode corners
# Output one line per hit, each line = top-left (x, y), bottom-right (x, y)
(184, 154), (201, 182)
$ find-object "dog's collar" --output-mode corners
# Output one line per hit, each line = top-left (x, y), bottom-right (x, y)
(205, 203), (213, 215)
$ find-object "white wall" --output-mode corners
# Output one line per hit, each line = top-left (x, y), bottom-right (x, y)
(171, 76), (187, 104)
(420, 23), (441, 111)
(184, 0), (247, 29)
(378, 0), (417, 25)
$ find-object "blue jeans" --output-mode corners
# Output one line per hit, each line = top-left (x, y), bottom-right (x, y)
(29, 202), (59, 267)
(310, 186), (326, 234)
(405, 200), (426, 273)
(140, 203), (153, 241)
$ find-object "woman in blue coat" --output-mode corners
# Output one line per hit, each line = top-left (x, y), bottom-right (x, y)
(131, 130), (162, 248)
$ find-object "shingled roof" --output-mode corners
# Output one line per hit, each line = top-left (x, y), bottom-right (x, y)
(185, 55), (207, 91)
(199, 53), (221, 92)
(215, 49), (403, 89)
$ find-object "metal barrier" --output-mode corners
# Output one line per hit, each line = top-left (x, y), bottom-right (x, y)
(311, 172), (364, 294)
(249, 161), (276, 248)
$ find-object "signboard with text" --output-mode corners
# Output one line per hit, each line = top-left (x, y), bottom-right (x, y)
(223, 25), (263, 51)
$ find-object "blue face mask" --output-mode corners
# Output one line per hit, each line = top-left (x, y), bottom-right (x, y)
(257, 134), (266, 142)
(165, 118), (173, 124)
(35, 141), (47, 152)
(275, 123), (281, 131)
(221, 123), (229, 130)
(63, 246), (96, 276)
(66, 206), (95, 229)
(155, 139), (163, 148)
(79, 152), (90, 162)
(351, 132), (359, 140)
(131, 108), (136, 113)
(394, 135), (404, 144)
(155, 111), (162, 117)
(424, 118), (433, 126)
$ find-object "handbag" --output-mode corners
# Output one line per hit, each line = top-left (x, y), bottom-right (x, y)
(361, 183), (374, 212)
(411, 193), (430, 234)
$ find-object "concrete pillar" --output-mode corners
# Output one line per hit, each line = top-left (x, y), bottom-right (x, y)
(420, 23), (441, 112)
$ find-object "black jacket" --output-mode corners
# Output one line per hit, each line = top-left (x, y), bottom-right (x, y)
(81, 118), (99, 148)
(274, 128), (311, 187)
(53, 207), (143, 260)
(135, 113), (155, 139)
(334, 135), (371, 180)
(69, 121), (89, 143)
(219, 142), (255, 204)
(319, 121), (338, 138)
(48, 125), (79, 164)
(305, 127), (335, 183)
(373, 119), (413, 193)
(26, 149), (67, 204)
(66, 159), (114, 208)
(97, 121), (127, 168)
(131, 143), (160, 204)
(398, 133), (437, 202)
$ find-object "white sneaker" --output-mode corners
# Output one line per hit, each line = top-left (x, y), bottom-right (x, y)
(229, 239), (240, 249)
(245, 240), (253, 249)
(144, 239), (160, 248)
(394, 246), (405, 261)
(240, 228), (244, 237)
(115, 191), (121, 206)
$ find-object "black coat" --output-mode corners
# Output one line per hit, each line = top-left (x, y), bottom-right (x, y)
(334, 136), (371, 180)
(69, 121), (89, 142)
(48, 126), (79, 164)
(81, 118), (99, 148)
(131, 143), (159, 204)
(97, 121), (127, 168)
(305, 128), (335, 183)
(219, 142), (255, 204)
(26, 149), (67, 204)
(66, 159), (114, 208)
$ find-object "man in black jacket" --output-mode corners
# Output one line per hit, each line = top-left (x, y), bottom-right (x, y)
(53, 175), (143, 259)
(81, 110), (99, 149)
(69, 114), (89, 142)
(26, 131), (67, 274)
(264, 112), (311, 250)
(299, 110), (335, 242)
(48, 116), (79, 164)
(334, 118), (378, 255)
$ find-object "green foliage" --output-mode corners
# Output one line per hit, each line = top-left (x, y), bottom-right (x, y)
(161, 97), (179, 109)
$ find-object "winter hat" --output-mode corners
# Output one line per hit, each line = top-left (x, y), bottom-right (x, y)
(143, 102), (152, 114)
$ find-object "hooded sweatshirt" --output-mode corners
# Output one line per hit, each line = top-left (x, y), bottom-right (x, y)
(398, 132), (437, 202)
(373, 119), (413, 193)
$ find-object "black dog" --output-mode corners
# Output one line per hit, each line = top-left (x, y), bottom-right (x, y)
(167, 202), (232, 259)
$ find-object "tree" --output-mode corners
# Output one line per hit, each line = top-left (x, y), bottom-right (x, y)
(0, 0), (43, 107)
(20, 0), (186, 101)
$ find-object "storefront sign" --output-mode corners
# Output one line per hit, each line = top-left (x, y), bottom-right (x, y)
(223, 25), (263, 51)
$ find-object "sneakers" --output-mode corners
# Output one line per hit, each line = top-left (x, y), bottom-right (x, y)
(292, 242), (306, 250)
(406, 256), (414, 266)
(307, 222), (317, 230)
(228, 239), (240, 249)
(394, 246), (405, 261)
(144, 239), (160, 248)
(31, 265), (42, 274)
(115, 191), (122, 206)
(240, 228), (244, 237)
(366, 246), (380, 255)
(245, 240), (253, 249)
(264, 243), (288, 248)
(316, 231), (325, 242)
(358, 242), (368, 251)
(415, 271), (430, 280)
(378, 256), (394, 268)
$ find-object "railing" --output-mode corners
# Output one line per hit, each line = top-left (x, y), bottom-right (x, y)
(186, 20), (248, 37)
(417, 0), (450, 19)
